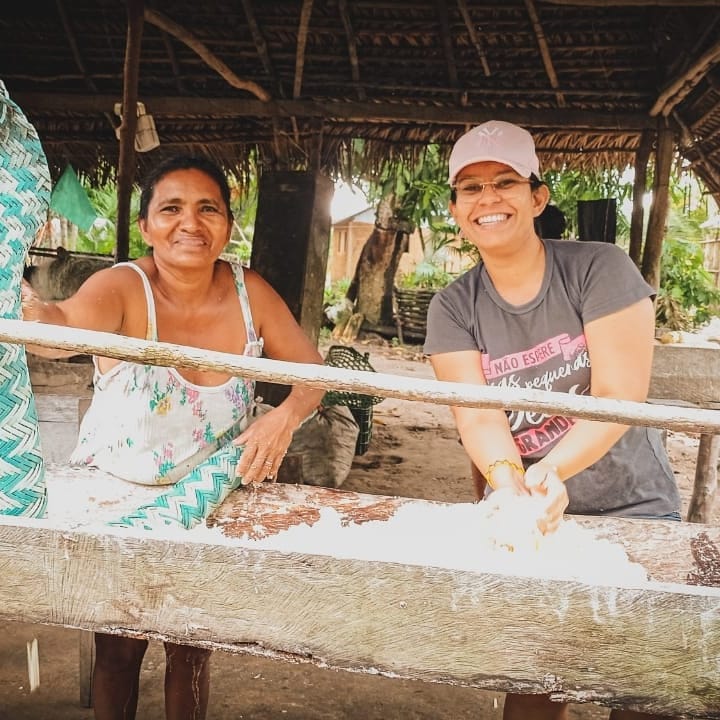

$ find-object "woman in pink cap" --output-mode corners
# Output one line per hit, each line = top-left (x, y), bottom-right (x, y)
(424, 120), (679, 720)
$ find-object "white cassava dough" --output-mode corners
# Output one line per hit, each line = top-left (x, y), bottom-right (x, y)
(44, 465), (648, 587)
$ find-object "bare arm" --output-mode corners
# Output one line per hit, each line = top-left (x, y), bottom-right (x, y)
(528, 297), (655, 483)
(234, 270), (325, 485)
(430, 348), (568, 533)
(429, 349), (526, 491)
(21, 267), (126, 358)
(245, 269), (325, 424)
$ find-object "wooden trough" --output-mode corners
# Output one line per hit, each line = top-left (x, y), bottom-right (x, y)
(1, 319), (720, 716)
(1, 478), (719, 717)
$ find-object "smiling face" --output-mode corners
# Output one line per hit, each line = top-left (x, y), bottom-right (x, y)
(138, 167), (232, 268)
(450, 161), (549, 257)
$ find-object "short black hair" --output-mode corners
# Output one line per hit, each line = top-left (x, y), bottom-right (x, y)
(138, 155), (233, 220)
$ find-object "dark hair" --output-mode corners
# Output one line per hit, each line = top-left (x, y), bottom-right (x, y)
(138, 155), (233, 221)
(449, 173), (544, 204)
(536, 203), (567, 239)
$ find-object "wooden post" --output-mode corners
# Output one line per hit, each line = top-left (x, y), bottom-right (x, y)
(688, 433), (720, 523)
(115, 0), (144, 263)
(251, 170), (333, 404)
(628, 129), (653, 267)
(641, 123), (675, 291)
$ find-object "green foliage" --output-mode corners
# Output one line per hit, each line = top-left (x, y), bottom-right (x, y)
(361, 142), (454, 252)
(74, 184), (147, 257)
(396, 264), (456, 290)
(543, 168), (633, 243)
(324, 278), (351, 306)
(656, 235), (720, 329)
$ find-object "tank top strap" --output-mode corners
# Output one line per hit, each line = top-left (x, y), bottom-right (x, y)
(230, 263), (259, 344)
(113, 262), (158, 341)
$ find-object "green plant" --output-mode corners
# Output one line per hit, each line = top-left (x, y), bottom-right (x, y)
(656, 235), (720, 329)
(324, 278), (351, 306)
(74, 183), (147, 257)
(396, 263), (456, 290)
(543, 168), (633, 243)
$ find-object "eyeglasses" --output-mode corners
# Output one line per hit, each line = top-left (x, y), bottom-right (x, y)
(452, 177), (532, 202)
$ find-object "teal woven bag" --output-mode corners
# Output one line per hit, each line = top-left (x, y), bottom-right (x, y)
(0, 81), (50, 518)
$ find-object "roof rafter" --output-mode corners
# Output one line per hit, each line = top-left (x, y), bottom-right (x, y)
(524, 0), (566, 108)
(158, 30), (187, 94)
(240, 0), (284, 98)
(293, 0), (314, 99)
(543, 0), (719, 5)
(338, 0), (365, 101)
(456, 0), (491, 77)
(651, 39), (720, 117)
(144, 7), (271, 101)
(435, 0), (461, 105)
(14, 92), (659, 130)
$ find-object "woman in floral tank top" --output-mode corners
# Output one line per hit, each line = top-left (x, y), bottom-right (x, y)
(22, 155), (325, 720)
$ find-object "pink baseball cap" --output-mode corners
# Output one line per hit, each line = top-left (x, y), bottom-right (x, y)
(448, 120), (540, 185)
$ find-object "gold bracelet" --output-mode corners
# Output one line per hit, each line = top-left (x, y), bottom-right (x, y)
(485, 459), (524, 490)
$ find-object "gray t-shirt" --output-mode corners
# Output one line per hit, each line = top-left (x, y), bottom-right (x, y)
(424, 239), (680, 518)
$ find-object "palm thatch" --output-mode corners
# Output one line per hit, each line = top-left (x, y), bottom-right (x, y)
(2, 1), (720, 202)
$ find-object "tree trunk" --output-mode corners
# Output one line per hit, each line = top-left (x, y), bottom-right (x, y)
(347, 225), (407, 331)
(346, 197), (410, 333)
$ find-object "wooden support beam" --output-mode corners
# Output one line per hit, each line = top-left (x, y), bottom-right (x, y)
(143, 8), (271, 101)
(240, 0), (284, 97)
(13, 92), (659, 130)
(456, 0), (491, 77)
(524, 0), (566, 108)
(2, 479), (720, 717)
(650, 39), (720, 117)
(115, 0), (144, 264)
(688, 434), (720, 523)
(641, 123), (674, 291)
(435, 0), (461, 104)
(628, 129), (653, 267)
(338, 0), (365, 101)
(293, 0), (314, 99)
(5, 320), (720, 434)
(543, 0), (720, 5)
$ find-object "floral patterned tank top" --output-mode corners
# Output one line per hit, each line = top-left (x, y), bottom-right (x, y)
(69, 262), (263, 485)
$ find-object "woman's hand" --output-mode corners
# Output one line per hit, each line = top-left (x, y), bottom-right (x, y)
(523, 462), (569, 535)
(233, 407), (297, 487)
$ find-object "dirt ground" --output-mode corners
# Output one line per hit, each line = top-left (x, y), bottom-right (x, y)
(0, 337), (710, 720)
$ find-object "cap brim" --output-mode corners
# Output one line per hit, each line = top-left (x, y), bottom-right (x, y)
(449, 156), (535, 185)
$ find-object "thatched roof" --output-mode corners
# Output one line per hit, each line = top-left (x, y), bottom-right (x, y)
(3, 1), (720, 202)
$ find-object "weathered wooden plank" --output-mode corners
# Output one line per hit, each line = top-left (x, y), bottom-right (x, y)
(27, 354), (94, 394)
(650, 344), (720, 407)
(1, 477), (719, 717)
(5, 319), (720, 433)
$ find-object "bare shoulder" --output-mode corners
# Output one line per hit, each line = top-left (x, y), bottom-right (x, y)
(239, 265), (281, 303)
